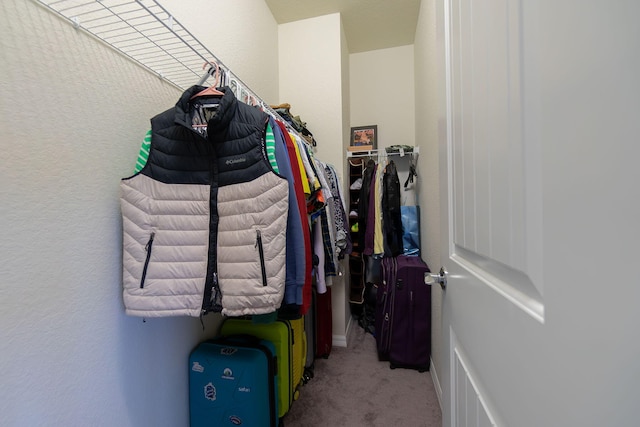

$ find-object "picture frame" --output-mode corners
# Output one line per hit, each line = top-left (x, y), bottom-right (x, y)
(349, 125), (377, 151)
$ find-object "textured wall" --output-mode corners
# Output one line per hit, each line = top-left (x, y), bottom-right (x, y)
(0, 1), (278, 425)
(160, 0), (280, 102)
(350, 45), (416, 148)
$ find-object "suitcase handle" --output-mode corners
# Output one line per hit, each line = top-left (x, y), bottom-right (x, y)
(215, 333), (262, 346)
(213, 334), (278, 375)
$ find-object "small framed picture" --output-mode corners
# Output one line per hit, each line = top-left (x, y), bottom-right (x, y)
(349, 125), (377, 151)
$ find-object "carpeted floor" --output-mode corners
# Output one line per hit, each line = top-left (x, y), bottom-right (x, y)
(282, 322), (442, 426)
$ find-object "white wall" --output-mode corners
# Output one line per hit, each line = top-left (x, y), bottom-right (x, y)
(0, 0), (279, 425)
(339, 16), (352, 338)
(350, 46), (416, 148)
(278, 13), (350, 345)
(349, 45), (419, 212)
(160, 0), (280, 102)
(278, 13), (347, 171)
(413, 0), (442, 399)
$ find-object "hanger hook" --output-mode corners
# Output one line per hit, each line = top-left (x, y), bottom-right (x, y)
(202, 61), (220, 87)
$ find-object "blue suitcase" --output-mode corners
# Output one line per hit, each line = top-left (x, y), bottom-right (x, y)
(189, 335), (279, 427)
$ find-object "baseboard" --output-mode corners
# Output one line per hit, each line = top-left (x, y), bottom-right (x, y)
(333, 334), (347, 348)
(430, 357), (443, 412)
(332, 315), (353, 348)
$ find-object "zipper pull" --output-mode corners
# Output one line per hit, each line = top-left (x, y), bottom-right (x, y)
(255, 229), (261, 248)
(145, 232), (155, 251)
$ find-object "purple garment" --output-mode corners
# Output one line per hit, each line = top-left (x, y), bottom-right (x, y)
(363, 167), (377, 256)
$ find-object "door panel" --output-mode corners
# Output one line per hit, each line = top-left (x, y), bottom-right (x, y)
(442, 1), (546, 423)
(452, 330), (497, 427)
(437, 0), (640, 426)
(449, 0), (538, 305)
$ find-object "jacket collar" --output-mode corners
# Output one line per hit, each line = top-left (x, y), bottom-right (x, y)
(173, 85), (238, 130)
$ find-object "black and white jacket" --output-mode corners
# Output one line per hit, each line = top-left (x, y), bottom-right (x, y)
(120, 86), (289, 317)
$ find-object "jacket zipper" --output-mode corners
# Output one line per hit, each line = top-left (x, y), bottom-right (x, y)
(140, 232), (155, 288)
(255, 229), (267, 286)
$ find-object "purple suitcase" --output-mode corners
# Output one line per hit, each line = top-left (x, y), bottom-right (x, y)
(375, 257), (397, 361)
(376, 255), (431, 371)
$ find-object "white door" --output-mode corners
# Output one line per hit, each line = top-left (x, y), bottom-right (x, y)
(436, 1), (640, 426)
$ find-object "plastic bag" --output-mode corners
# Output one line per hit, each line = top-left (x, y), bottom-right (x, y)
(401, 205), (420, 256)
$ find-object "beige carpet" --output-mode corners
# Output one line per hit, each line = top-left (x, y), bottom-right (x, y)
(282, 322), (442, 426)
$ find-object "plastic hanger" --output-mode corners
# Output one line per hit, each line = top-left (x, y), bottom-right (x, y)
(191, 61), (224, 99)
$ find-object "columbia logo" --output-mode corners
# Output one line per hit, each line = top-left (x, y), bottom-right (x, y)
(225, 157), (246, 165)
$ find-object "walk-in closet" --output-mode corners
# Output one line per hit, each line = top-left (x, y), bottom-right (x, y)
(4, 1), (639, 426)
(1, 0), (440, 424)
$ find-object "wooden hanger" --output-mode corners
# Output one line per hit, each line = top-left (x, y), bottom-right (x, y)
(191, 61), (224, 99)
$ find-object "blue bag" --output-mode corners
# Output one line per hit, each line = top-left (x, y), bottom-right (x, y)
(400, 205), (420, 256)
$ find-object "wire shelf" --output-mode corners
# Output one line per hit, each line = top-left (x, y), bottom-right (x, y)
(35, 0), (314, 144)
(35, 0), (259, 100)
(346, 147), (419, 158)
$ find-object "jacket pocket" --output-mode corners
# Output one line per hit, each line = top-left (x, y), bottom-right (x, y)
(255, 229), (267, 287)
(140, 232), (155, 288)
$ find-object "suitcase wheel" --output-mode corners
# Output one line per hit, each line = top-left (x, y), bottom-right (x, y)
(303, 367), (315, 383)
(293, 388), (300, 401)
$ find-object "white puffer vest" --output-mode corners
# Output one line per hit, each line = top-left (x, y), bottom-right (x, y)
(120, 86), (288, 317)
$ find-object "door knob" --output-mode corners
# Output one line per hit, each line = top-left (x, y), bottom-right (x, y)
(425, 267), (448, 290)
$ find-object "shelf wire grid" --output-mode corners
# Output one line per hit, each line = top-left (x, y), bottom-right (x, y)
(35, 0), (242, 91)
(34, 0), (314, 144)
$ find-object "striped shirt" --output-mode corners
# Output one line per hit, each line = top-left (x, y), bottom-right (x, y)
(133, 130), (152, 173)
(134, 127), (279, 174)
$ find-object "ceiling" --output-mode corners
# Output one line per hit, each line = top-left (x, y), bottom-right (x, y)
(264, 0), (421, 53)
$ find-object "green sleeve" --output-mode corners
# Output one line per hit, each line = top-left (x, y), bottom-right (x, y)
(134, 129), (152, 173)
(265, 123), (279, 173)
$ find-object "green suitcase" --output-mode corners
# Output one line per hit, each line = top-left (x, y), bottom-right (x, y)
(220, 318), (294, 418)
(287, 316), (307, 396)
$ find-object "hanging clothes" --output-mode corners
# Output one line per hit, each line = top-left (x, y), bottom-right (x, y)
(121, 86), (289, 318)
(373, 162), (384, 254)
(269, 117), (306, 317)
(382, 160), (404, 257)
(274, 120), (313, 316)
(124, 69), (350, 321)
(357, 158), (377, 252)
(363, 164), (377, 256)
(312, 218), (327, 293)
(324, 163), (352, 259)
